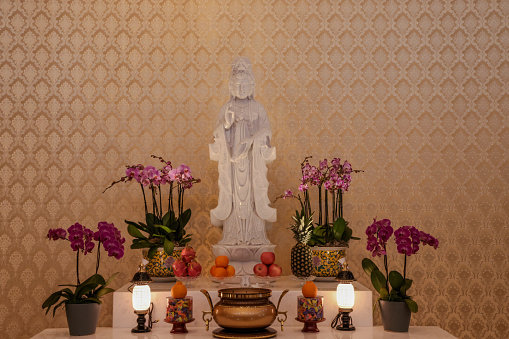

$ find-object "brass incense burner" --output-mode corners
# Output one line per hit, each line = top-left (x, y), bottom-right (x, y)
(201, 288), (289, 332)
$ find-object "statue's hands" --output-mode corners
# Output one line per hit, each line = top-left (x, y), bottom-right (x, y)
(224, 107), (234, 130)
(232, 137), (253, 161)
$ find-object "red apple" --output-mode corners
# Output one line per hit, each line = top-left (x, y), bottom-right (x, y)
(268, 264), (282, 277)
(188, 261), (202, 277)
(181, 246), (196, 263)
(172, 259), (188, 277)
(253, 263), (268, 277)
(260, 252), (275, 265)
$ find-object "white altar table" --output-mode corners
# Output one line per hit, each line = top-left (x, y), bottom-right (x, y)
(31, 326), (457, 338)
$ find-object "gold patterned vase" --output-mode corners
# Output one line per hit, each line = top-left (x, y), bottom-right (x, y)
(142, 247), (184, 278)
(311, 247), (346, 278)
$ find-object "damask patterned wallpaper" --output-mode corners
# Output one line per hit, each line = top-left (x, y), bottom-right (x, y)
(0, 0), (508, 338)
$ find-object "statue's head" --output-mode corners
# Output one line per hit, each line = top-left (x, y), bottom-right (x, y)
(229, 57), (255, 100)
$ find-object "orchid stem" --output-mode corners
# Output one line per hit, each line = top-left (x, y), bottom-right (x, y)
(318, 186), (322, 225)
(95, 241), (101, 275)
(141, 184), (148, 215)
(76, 251), (80, 285)
(384, 252), (389, 292)
(404, 255), (407, 282)
(158, 185), (162, 219)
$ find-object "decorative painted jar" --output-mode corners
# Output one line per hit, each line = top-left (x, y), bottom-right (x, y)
(311, 247), (346, 278)
(297, 296), (324, 321)
(143, 246), (184, 278)
(201, 288), (289, 331)
(166, 296), (193, 322)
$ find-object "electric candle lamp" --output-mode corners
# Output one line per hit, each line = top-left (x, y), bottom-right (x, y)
(332, 265), (356, 331)
(129, 264), (154, 333)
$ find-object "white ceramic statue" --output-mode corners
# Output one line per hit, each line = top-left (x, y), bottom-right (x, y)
(210, 57), (276, 275)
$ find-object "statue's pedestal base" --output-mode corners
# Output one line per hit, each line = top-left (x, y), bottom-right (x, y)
(212, 244), (276, 275)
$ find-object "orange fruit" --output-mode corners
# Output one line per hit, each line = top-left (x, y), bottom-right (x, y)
(215, 255), (229, 268)
(302, 281), (318, 298)
(210, 265), (218, 276)
(171, 281), (187, 299)
(214, 267), (227, 277)
(226, 265), (236, 277)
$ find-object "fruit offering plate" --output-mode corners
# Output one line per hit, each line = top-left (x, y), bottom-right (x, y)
(210, 275), (240, 285)
(175, 275), (201, 286)
(151, 276), (176, 282)
(313, 276), (337, 282)
(290, 275), (316, 286)
(252, 275), (279, 287)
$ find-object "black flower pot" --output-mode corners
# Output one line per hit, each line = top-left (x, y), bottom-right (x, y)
(379, 300), (411, 332)
(65, 303), (101, 336)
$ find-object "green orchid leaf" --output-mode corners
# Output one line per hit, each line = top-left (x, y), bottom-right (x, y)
(76, 283), (99, 299)
(389, 271), (405, 291)
(60, 288), (74, 299)
(370, 269), (387, 294)
(52, 300), (67, 317)
(332, 217), (346, 241)
(178, 209), (192, 228)
(162, 211), (173, 226)
(82, 297), (102, 304)
(379, 287), (389, 299)
(81, 274), (106, 286)
(163, 238), (174, 256)
(130, 241), (153, 249)
(180, 238), (191, 245)
(42, 291), (62, 310)
(405, 298), (418, 313)
(342, 226), (353, 242)
(147, 246), (158, 259)
(146, 213), (157, 225)
(105, 272), (118, 287)
(154, 224), (174, 234)
(362, 258), (379, 276)
(95, 287), (115, 298)
(125, 220), (150, 233)
(389, 289), (403, 301)
(127, 224), (146, 239)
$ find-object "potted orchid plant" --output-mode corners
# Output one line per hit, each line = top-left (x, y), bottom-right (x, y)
(275, 156), (362, 278)
(104, 155), (200, 278)
(42, 222), (124, 336)
(362, 218), (439, 332)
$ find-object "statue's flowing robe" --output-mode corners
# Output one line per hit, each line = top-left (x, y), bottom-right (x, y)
(210, 100), (276, 245)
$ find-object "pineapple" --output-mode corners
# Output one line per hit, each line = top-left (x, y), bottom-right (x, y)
(290, 210), (314, 277)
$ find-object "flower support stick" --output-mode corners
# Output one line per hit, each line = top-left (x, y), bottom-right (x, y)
(140, 184), (148, 215)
